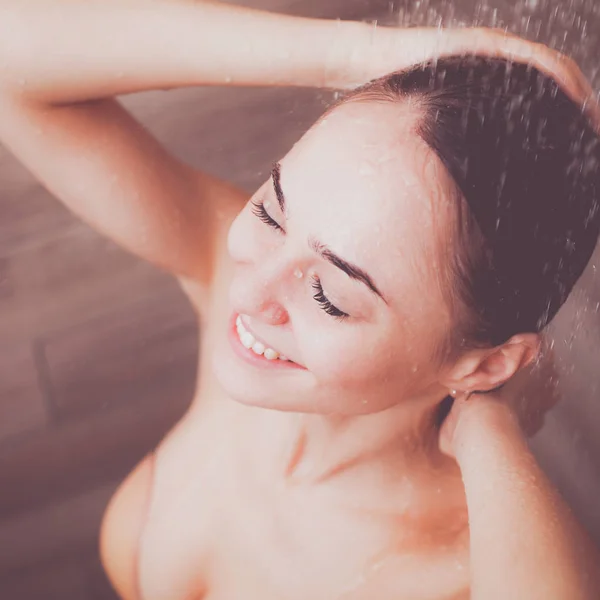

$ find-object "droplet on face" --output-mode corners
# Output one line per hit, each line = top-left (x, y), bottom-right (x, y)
(294, 268), (304, 279)
(359, 162), (376, 177)
(374, 151), (394, 165)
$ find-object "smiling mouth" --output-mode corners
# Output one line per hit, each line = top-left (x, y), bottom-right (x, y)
(229, 313), (306, 370)
(235, 314), (290, 361)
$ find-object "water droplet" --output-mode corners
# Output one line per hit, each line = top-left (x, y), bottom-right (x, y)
(294, 268), (304, 279)
(359, 162), (376, 177)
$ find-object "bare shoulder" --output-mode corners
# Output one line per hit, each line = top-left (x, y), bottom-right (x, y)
(178, 169), (248, 319)
(100, 453), (156, 600)
(196, 168), (249, 250)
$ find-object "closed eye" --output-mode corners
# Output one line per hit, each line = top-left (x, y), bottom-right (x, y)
(311, 275), (349, 321)
(251, 200), (284, 233)
(252, 198), (348, 322)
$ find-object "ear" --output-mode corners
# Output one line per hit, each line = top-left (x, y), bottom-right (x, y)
(441, 333), (541, 394)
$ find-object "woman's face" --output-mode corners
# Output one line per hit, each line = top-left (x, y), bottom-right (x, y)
(213, 100), (459, 415)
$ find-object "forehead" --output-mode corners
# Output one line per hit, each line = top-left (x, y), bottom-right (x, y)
(280, 100), (454, 304)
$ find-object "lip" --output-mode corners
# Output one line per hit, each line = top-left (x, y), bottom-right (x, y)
(228, 312), (306, 370)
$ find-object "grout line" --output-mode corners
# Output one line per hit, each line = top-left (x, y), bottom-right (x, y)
(31, 337), (61, 425)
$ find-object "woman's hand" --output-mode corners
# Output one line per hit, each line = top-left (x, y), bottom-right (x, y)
(352, 26), (600, 125)
(440, 346), (560, 453)
(438, 387), (518, 460)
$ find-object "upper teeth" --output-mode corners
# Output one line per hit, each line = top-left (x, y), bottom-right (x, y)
(236, 315), (289, 361)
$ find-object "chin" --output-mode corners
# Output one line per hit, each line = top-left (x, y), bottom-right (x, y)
(211, 311), (331, 413)
(213, 373), (308, 413)
(210, 339), (307, 412)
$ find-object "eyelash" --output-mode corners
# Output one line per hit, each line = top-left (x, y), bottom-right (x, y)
(251, 200), (284, 233)
(251, 199), (349, 321)
(311, 275), (349, 321)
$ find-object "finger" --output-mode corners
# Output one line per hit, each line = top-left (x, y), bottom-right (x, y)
(464, 33), (600, 131)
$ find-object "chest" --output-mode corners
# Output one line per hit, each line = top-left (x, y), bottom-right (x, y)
(136, 408), (470, 600)
(205, 488), (470, 600)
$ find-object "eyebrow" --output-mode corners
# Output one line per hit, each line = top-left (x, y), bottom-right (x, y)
(309, 238), (387, 303)
(272, 162), (387, 304)
(272, 162), (286, 213)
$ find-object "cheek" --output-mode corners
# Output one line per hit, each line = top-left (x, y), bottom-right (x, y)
(298, 325), (399, 389)
(299, 319), (445, 400)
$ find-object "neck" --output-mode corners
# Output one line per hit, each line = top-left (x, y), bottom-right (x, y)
(281, 393), (451, 487)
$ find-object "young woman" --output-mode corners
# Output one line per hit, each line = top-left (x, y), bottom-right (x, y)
(0, 2), (599, 599)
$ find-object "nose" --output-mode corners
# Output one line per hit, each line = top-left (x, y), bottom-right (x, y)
(230, 254), (293, 326)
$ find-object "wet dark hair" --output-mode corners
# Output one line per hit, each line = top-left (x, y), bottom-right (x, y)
(345, 56), (600, 350)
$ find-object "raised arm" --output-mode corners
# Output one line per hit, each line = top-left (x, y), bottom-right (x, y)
(0, 0), (379, 286)
(0, 0), (374, 103)
(0, 0), (591, 289)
